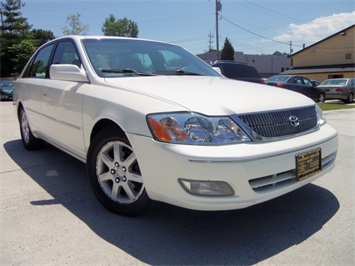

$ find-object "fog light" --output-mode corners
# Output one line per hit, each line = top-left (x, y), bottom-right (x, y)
(178, 179), (234, 196)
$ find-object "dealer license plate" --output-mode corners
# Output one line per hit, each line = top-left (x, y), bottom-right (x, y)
(296, 148), (322, 181)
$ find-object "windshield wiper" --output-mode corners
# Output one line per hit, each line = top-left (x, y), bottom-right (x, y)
(101, 68), (155, 76)
(175, 69), (202, 76)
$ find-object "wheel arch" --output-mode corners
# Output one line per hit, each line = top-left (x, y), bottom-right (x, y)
(90, 119), (126, 144)
(16, 101), (24, 120)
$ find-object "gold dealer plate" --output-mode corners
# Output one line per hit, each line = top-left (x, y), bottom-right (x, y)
(296, 148), (322, 181)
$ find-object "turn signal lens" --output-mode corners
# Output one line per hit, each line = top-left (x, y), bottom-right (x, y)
(148, 117), (172, 141)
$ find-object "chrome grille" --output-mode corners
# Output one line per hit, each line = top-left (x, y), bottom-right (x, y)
(238, 106), (318, 138)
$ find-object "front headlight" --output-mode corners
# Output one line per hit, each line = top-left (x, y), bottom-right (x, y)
(147, 112), (251, 145)
(316, 104), (327, 126)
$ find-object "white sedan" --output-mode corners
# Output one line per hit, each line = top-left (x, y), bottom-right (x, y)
(14, 36), (338, 216)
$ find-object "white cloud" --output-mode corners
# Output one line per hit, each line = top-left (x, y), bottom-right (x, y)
(273, 11), (355, 46)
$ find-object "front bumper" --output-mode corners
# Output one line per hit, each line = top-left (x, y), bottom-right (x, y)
(0, 92), (13, 100)
(128, 123), (338, 211)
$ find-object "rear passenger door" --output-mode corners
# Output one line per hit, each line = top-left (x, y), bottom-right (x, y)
(300, 77), (319, 101)
(41, 40), (87, 157)
(16, 43), (55, 135)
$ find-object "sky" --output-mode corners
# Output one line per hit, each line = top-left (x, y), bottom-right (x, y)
(17, 0), (355, 55)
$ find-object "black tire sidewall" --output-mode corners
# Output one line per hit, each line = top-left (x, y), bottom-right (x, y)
(319, 93), (325, 103)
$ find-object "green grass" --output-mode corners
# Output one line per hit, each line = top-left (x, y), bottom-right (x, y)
(317, 102), (355, 111)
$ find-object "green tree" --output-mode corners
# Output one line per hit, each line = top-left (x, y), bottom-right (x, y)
(102, 15), (138, 37)
(62, 13), (89, 35)
(221, 37), (235, 61)
(8, 39), (37, 73)
(0, 0), (32, 77)
(31, 29), (55, 45)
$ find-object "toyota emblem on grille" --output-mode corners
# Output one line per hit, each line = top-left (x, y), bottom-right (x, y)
(289, 116), (300, 127)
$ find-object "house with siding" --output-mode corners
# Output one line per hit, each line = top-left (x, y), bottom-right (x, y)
(283, 24), (355, 83)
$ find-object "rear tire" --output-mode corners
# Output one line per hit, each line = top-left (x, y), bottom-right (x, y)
(19, 107), (44, 150)
(319, 93), (325, 103)
(346, 93), (353, 103)
(86, 127), (152, 216)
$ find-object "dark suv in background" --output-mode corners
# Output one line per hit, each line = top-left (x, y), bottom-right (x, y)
(212, 61), (264, 84)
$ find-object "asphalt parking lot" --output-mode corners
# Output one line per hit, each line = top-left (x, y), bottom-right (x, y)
(1, 101), (354, 265)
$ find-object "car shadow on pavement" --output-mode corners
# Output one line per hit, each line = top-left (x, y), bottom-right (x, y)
(4, 140), (340, 265)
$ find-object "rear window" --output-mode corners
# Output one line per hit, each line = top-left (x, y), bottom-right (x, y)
(267, 76), (289, 82)
(218, 64), (260, 79)
(321, 79), (347, 86)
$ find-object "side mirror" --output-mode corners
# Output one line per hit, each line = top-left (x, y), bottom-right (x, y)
(50, 64), (89, 83)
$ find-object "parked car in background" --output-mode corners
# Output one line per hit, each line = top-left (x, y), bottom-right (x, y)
(317, 78), (355, 103)
(265, 75), (320, 102)
(212, 61), (265, 84)
(14, 36), (338, 216)
(0, 80), (14, 101)
(311, 80), (320, 87)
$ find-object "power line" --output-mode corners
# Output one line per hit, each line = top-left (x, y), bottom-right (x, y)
(244, 0), (307, 23)
(222, 16), (355, 52)
(222, 15), (297, 46)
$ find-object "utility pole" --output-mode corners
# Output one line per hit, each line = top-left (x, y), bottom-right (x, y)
(289, 41), (293, 55)
(208, 31), (214, 51)
(215, 0), (222, 60)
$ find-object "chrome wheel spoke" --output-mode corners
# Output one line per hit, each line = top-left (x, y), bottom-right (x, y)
(123, 152), (135, 167)
(122, 182), (136, 201)
(100, 151), (113, 168)
(98, 172), (113, 182)
(96, 140), (144, 204)
(126, 172), (143, 183)
(113, 143), (123, 163)
(111, 182), (120, 199)
(21, 113), (30, 143)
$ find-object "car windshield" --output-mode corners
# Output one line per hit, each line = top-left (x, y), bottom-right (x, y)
(321, 79), (347, 86)
(267, 75), (289, 82)
(0, 81), (13, 87)
(82, 39), (219, 78)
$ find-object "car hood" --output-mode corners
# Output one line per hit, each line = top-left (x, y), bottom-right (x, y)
(104, 76), (315, 115)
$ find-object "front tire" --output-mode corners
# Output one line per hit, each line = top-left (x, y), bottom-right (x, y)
(86, 127), (152, 216)
(19, 107), (44, 150)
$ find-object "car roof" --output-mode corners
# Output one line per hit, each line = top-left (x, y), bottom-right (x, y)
(46, 35), (176, 46)
(0, 80), (14, 85)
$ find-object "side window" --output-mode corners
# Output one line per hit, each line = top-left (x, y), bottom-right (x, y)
(293, 77), (304, 85)
(288, 77), (296, 84)
(222, 65), (238, 79)
(23, 44), (54, 78)
(160, 50), (187, 70)
(52, 41), (80, 67)
(303, 78), (313, 86)
(136, 53), (153, 71)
